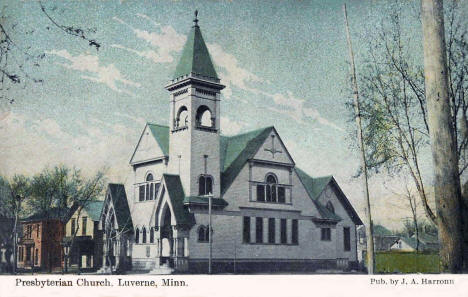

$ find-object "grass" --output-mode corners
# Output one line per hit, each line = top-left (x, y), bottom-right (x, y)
(374, 251), (440, 273)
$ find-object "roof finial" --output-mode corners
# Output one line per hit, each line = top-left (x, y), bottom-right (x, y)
(193, 10), (199, 27)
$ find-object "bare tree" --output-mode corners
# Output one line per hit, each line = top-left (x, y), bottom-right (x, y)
(421, 0), (464, 272)
(343, 3), (375, 274)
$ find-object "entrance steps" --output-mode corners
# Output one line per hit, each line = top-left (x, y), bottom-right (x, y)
(149, 263), (174, 275)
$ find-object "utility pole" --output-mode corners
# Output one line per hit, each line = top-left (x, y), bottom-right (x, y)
(208, 194), (212, 274)
(343, 3), (375, 274)
(421, 0), (463, 272)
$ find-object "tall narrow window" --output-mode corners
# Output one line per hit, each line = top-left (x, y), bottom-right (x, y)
(268, 218), (276, 244)
(292, 219), (298, 244)
(36, 224), (40, 238)
(280, 219), (287, 244)
(243, 217), (251, 243)
(198, 175), (213, 196)
(82, 217), (87, 236)
(255, 217), (263, 243)
(321, 228), (331, 241)
(71, 219), (76, 235)
(344, 227), (351, 251)
(150, 227), (154, 243)
(146, 174), (154, 200)
(278, 187), (285, 203)
(139, 185), (145, 202)
(135, 228), (140, 244)
(142, 227), (147, 243)
(198, 226), (208, 242)
(266, 174), (278, 202)
(256, 185), (265, 202)
(34, 248), (38, 265)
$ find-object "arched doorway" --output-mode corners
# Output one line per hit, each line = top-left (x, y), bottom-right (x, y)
(160, 205), (173, 267)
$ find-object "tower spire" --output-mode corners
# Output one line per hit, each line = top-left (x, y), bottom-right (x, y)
(193, 10), (199, 27)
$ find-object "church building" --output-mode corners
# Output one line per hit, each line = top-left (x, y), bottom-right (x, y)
(99, 12), (363, 274)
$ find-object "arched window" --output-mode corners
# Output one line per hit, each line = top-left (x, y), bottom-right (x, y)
(266, 174), (277, 202)
(146, 173), (154, 200)
(135, 228), (140, 244)
(142, 227), (147, 243)
(198, 225), (210, 242)
(196, 105), (213, 127)
(326, 201), (335, 214)
(176, 106), (189, 128)
(150, 227), (154, 243)
(198, 175), (213, 196)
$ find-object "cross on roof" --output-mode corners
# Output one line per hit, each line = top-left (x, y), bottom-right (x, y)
(264, 135), (282, 158)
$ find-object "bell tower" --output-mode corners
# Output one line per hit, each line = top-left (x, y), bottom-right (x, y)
(166, 11), (225, 198)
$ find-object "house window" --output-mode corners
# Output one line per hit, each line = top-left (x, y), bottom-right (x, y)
(142, 227), (147, 243)
(280, 219), (287, 244)
(198, 175), (213, 196)
(135, 228), (140, 244)
(321, 228), (331, 241)
(150, 227), (154, 243)
(292, 219), (298, 244)
(198, 225), (210, 242)
(243, 217), (250, 243)
(344, 227), (351, 251)
(268, 218), (276, 244)
(36, 224), (40, 238)
(256, 217), (263, 243)
(71, 219), (76, 235)
(82, 217), (87, 236)
(34, 248), (38, 265)
(326, 201), (335, 214)
(278, 187), (285, 203)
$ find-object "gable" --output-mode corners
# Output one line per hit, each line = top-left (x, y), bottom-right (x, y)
(107, 184), (133, 232)
(130, 123), (169, 165)
(161, 174), (195, 228)
(252, 128), (295, 165)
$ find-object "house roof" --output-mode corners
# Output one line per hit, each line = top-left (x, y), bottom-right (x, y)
(107, 183), (133, 232)
(82, 200), (104, 221)
(162, 174), (195, 228)
(374, 224), (393, 236)
(21, 207), (71, 223)
(173, 22), (218, 80)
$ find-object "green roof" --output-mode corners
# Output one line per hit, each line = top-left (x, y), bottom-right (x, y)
(295, 168), (341, 221)
(163, 174), (195, 228)
(148, 123), (170, 156)
(184, 195), (228, 207)
(108, 184), (133, 232)
(173, 24), (218, 80)
(373, 224), (393, 236)
(220, 127), (274, 194)
(21, 207), (71, 223)
(82, 200), (104, 221)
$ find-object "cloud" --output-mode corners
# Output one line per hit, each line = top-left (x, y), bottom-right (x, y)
(220, 116), (245, 135)
(0, 112), (138, 181)
(46, 49), (140, 96)
(112, 16), (186, 64)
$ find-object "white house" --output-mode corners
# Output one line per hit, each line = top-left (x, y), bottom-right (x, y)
(100, 12), (363, 274)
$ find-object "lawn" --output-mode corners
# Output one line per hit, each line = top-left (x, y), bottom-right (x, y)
(374, 251), (440, 273)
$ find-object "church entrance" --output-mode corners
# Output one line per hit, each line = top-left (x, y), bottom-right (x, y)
(160, 209), (173, 267)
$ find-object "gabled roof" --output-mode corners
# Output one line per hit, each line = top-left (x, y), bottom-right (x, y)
(82, 200), (104, 221)
(173, 23), (218, 80)
(21, 207), (71, 223)
(162, 174), (195, 228)
(296, 167), (363, 225)
(220, 127), (274, 194)
(148, 123), (170, 156)
(107, 184), (133, 232)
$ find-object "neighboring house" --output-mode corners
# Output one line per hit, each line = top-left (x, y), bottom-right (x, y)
(390, 232), (439, 252)
(356, 224), (399, 264)
(62, 200), (104, 271)
(17, 208), (69, 272)
(0, 215), (16, 273)
(101, 13), (363, 274)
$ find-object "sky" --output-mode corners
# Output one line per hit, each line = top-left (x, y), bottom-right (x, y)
(0, 0), (447, 229)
